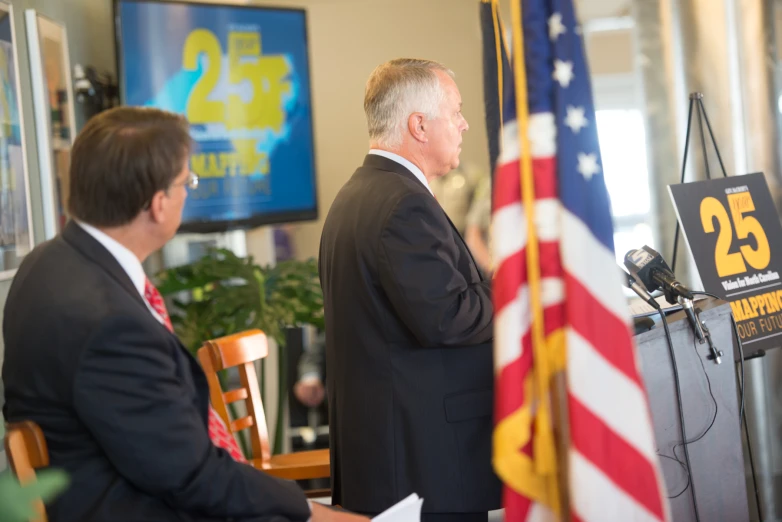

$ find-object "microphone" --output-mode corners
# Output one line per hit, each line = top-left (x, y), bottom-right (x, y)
(625, 246), (723, 364)
(624, 246), (694, 305)
(619, 265), (660, 310)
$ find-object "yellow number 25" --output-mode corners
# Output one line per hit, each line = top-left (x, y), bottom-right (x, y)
(700, 192), (770, 277)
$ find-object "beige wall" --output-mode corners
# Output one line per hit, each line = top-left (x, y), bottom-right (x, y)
(585, 29), (635, 75)
(271, 0), (491, 259)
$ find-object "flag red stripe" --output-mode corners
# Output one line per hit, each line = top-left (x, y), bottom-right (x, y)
(569, 396), (665, 518)
(495, 332), (532, 420)
(564, 273), (643, 386)
(494, 157), (557, 210)
(493, 250), (525, 312)
(504, 487), (533, 522)
(493, 245), (562, 312)
(494, 161), (521, 211)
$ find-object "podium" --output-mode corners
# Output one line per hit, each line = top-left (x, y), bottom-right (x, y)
(634, 297), (749, 522)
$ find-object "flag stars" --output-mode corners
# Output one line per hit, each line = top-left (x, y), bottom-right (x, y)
(565, 105), (588, 133)
(548, 12), (566, 41)
(577, 153), (601, 181)
(553, 60), (574, 88)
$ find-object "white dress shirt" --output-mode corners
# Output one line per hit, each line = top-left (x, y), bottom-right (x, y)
(76, 221), (165, 325)
(369, 149), (433, 196)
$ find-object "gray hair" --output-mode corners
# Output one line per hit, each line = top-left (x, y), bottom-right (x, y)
(364, 58), (454, 149)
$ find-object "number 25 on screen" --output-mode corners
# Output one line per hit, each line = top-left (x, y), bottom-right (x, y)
(700, 192), (770, 277)
(181, 29), (288, 130)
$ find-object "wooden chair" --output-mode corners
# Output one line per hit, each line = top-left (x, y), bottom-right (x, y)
(4, 421), (50, 522)
(198, 329), (330, 497)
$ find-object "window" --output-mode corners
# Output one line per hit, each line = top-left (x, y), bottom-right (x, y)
(595, 108), (656, 266)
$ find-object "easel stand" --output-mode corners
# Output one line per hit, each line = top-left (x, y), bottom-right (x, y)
(666, 92), (762, 521)
(670, 92), (729, 273)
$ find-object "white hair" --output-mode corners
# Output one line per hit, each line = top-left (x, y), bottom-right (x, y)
(364, 58), (454, 149)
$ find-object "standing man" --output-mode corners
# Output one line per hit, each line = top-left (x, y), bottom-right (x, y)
(319, 59), (500, 522)
(2, 107), (367, 522)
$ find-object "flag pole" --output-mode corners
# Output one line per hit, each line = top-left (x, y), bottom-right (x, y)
(552, 374), (571, 522)
(508, 0), (571, 518)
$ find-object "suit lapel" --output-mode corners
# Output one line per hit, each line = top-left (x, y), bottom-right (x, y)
(362, 155), (484, 282)
(439, 209), (484, 282)
(62, 221), (188, 338)
(62, 221), (148, 308)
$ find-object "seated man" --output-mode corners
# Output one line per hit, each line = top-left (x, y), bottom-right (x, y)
(2, 107), (367, 522)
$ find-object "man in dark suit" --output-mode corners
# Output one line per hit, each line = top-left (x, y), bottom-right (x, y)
(319, 59), (500, 522)
(2, 107), (367, 522)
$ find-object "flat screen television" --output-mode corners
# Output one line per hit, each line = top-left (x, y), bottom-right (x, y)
(115, 0), (318, 233)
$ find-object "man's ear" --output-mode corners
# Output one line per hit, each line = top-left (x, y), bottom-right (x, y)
(407, 113), (427, 143)
(147, 190), (167, 224)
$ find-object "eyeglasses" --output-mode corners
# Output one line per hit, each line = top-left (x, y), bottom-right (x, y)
(171, 171), (199, 190)
(142, 172), (200, 210)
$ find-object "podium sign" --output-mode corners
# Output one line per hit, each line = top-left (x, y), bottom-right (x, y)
(669, 172), (782, 353)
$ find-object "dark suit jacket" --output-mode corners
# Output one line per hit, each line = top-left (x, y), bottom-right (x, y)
(318, 155), (501, 514)
(2, 222), (310, 522)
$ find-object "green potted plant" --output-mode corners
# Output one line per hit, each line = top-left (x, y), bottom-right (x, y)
(156, 248), (324, 456)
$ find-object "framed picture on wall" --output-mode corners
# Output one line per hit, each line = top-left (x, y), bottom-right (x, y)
(0, 1), (33, 280)
(25, 9), (76, 240)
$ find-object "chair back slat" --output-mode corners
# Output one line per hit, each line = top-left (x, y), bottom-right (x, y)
(223, 388), (248, 404)
(197, 329), (271, 464)
(230, 416), (254, 432)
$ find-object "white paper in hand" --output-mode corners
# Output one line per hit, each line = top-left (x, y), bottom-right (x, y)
(372, 493), (423, 522)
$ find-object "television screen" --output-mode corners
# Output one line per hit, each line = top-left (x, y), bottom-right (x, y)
(115, 0), (318, 233)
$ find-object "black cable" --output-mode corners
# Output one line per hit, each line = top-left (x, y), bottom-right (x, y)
(691, 290), (762, 521)
(657, 309), (700, 521)
(691, 291), (745, 424)
(743, 405), (764, 522)
(669, 336), (718, 461)
(735, 316), (745, 426)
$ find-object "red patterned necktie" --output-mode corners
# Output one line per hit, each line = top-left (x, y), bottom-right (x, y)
(143, 278), (247, 463)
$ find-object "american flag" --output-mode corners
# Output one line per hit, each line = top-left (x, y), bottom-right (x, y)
(490, 0), (670, 521)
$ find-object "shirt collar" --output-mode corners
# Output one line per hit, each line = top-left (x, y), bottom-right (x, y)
(368, 149), (433, 195)
(75, 220), (147, 299)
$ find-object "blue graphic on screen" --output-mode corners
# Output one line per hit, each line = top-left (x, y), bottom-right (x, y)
(117, 1), (317, 230)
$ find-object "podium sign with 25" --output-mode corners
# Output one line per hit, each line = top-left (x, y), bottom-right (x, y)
(669, 172), (782, 353)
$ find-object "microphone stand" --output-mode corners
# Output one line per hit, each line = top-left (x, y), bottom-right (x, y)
(678, 295), (724, 364)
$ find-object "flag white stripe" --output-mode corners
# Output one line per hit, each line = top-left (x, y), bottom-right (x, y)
(492, 202), (526, 269)
(494, 278), (564, 372)
(567, 329), (657, 460)
(495, 284), (528, 372)
(492, 199), (561, 268)
(526, 502), (557, 522)
(561, 210), (629, 321)
(570, 450), (662, 522)
(498, 114), (557, 164)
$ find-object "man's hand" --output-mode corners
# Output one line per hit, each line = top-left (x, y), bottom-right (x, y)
(310, 501), (371, 522)
(294, 377), (325, 407)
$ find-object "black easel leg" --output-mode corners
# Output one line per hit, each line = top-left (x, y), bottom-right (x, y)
(672, 96), (698, 273)
(697, 97), (729, 178)
(696, 97), (712, 180)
